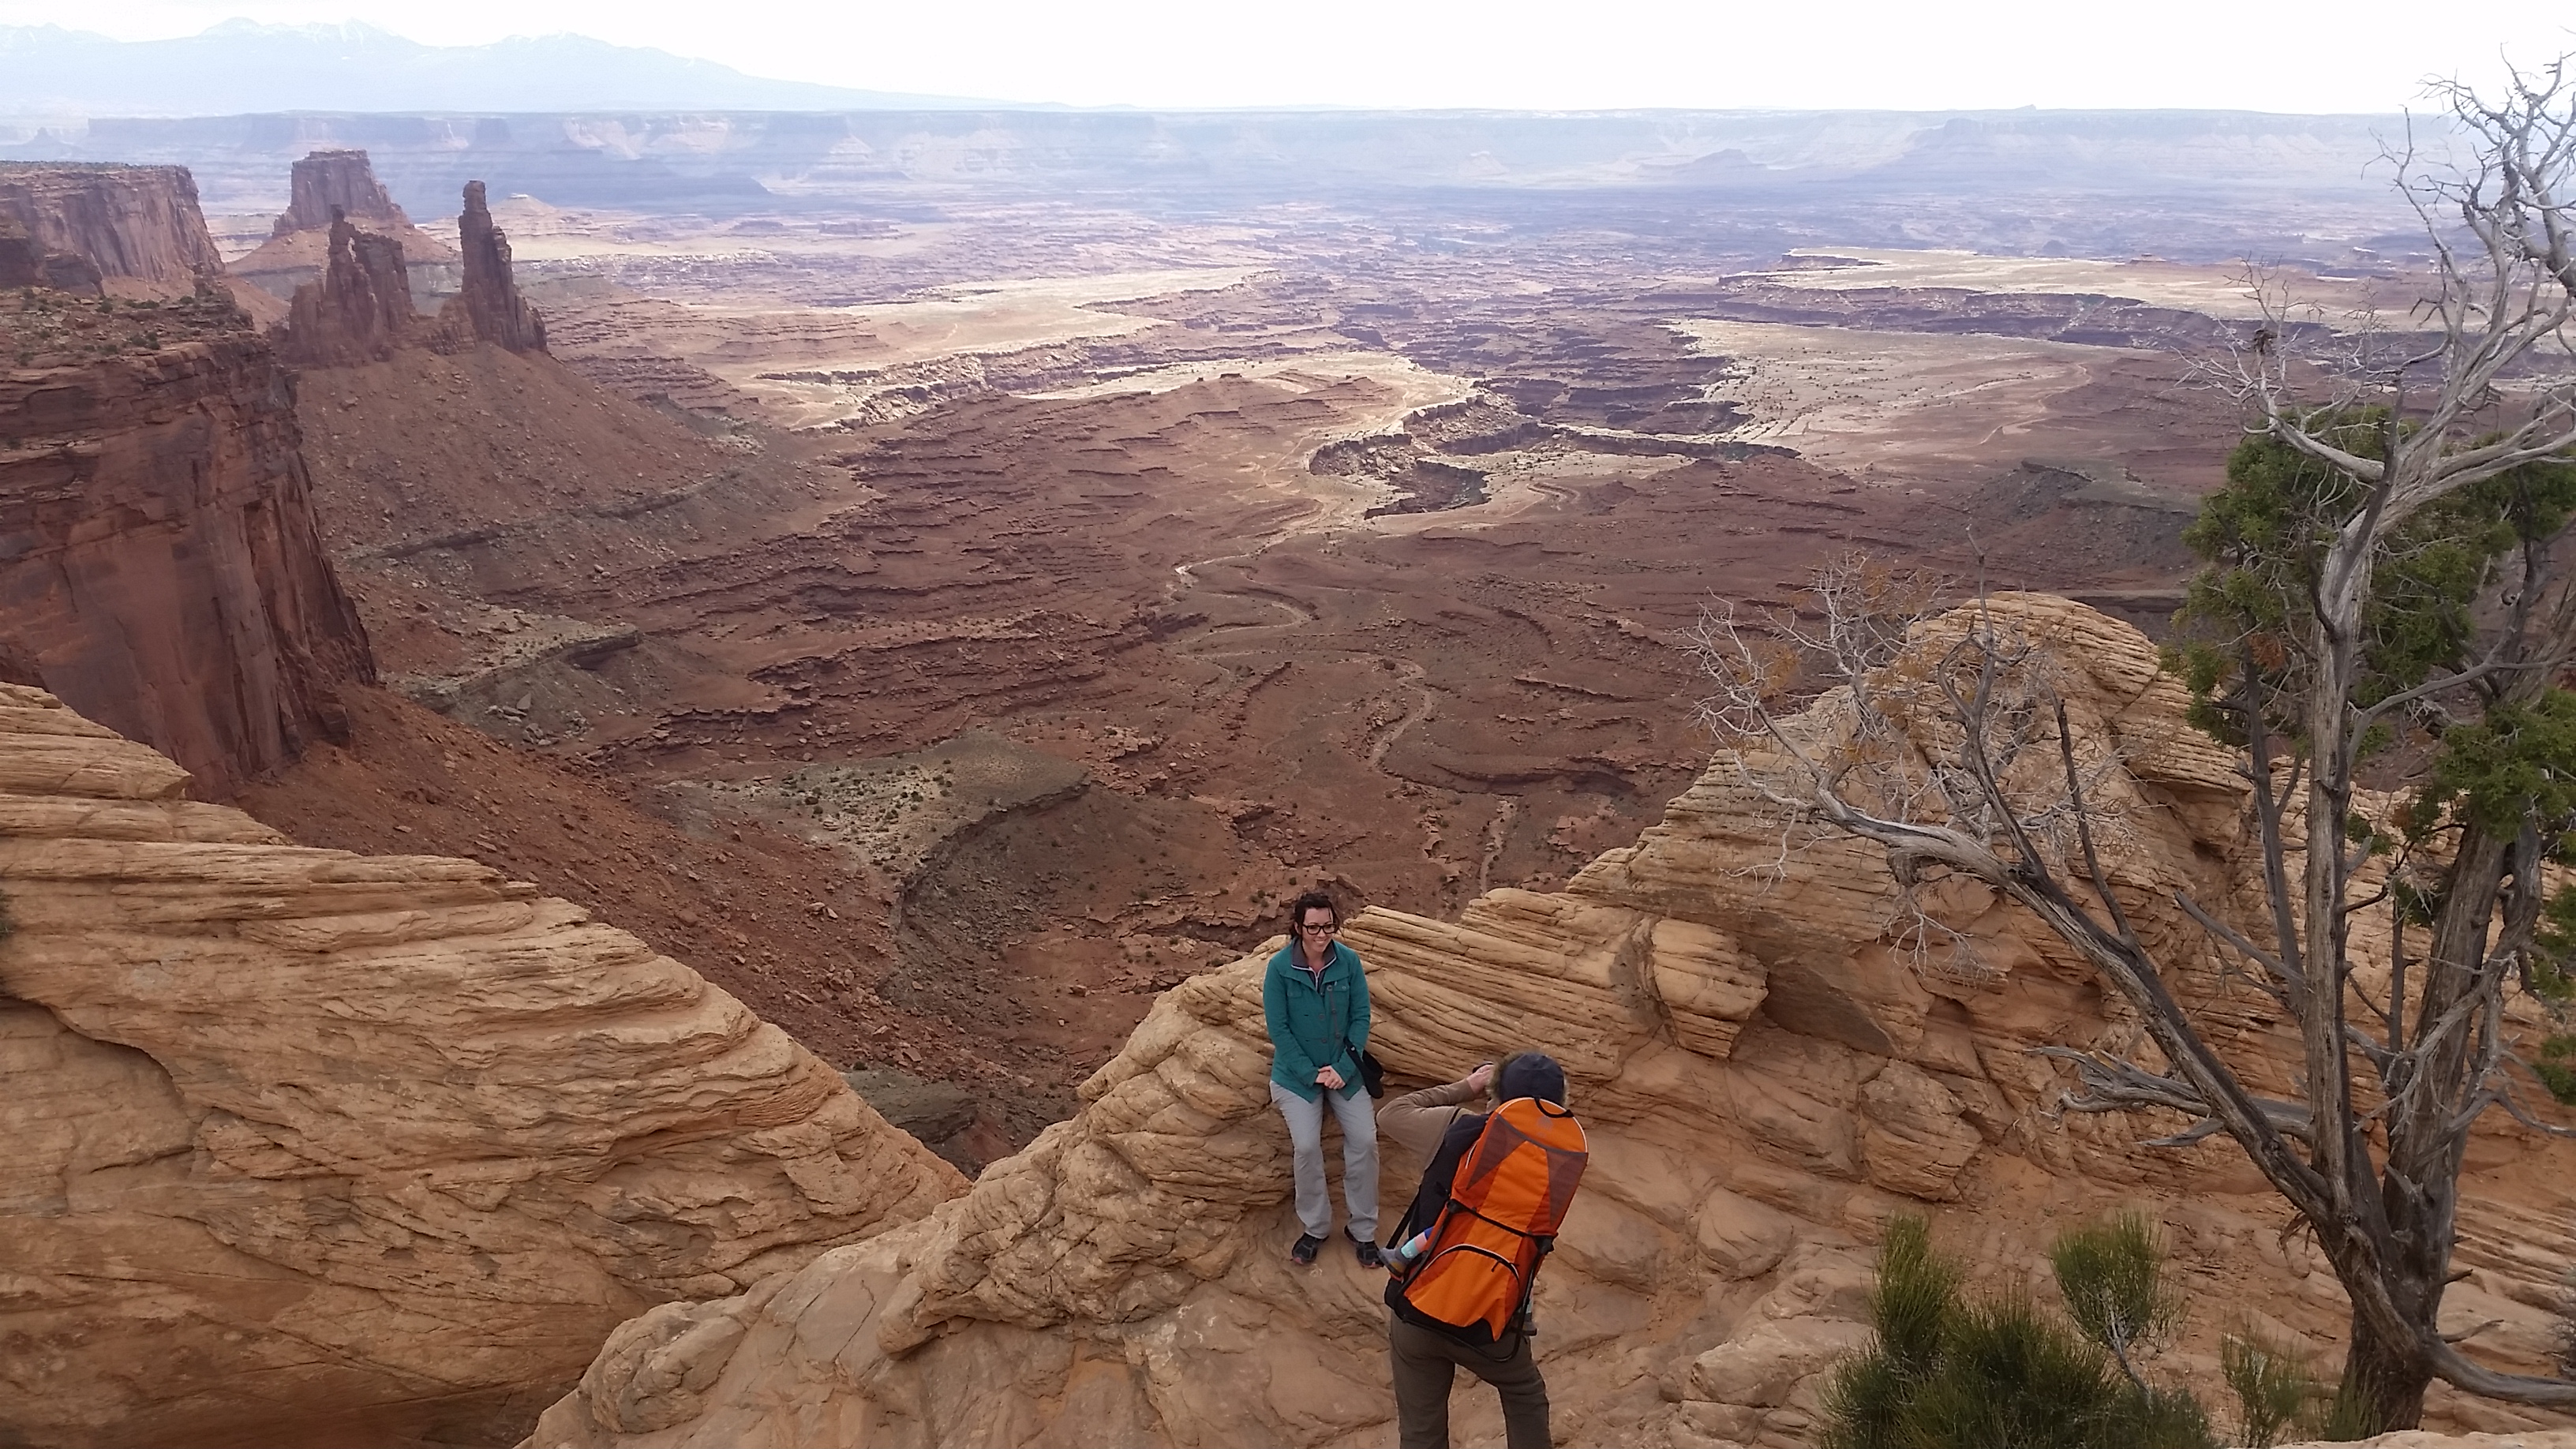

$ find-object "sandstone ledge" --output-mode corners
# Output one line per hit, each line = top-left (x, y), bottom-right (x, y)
(0, 685), (966, 1448)
(529, 597), (2576, 1449)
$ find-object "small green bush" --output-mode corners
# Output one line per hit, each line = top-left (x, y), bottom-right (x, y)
(2532, 1035), (2576, 1106)
(1818, 1215), (2215, 1449)
(2052, 1210), (2185, 1380)
(2305, 1380), (2382, 1441)
(2222, 1325), (2316, 1448)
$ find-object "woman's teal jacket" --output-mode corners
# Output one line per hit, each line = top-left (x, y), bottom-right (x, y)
(1263, 939), (1369, 1101)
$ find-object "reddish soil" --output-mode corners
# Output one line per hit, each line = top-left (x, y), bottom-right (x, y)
(250, 232), (2253, 1164)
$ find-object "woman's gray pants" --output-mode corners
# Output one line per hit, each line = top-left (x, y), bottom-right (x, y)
(1269, 1080), (1379, 1241)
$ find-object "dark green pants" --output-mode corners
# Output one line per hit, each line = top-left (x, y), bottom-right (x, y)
(1387, 1311), (1549, 1449)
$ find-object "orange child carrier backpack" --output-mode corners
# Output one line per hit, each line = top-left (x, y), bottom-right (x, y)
(1393, 1096), (1589, 1346)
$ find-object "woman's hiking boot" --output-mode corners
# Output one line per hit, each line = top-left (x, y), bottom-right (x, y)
(1350, 1231), (1386, 1268)
(1290, 1233), (1324, 1266)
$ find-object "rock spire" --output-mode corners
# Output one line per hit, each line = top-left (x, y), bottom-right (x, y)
(275, 207), (415, 367)
(446, 179), (545, 354)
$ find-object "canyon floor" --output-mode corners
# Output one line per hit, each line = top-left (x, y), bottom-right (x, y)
(222, 189), (2320, 1165)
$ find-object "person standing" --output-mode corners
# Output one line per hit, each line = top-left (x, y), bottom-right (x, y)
(1263, 889), (1381, 1267)
(1382, 1053), (1582, 1449)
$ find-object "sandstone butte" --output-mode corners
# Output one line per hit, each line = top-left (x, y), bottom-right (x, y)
(273, 177), (551, 370)
(0, 684), (966, 1448)
(2, 159), (556, 801)
(524, 594), (2576, 1449)
(230, 147), (461, 305)
(0, 163), (227, 299)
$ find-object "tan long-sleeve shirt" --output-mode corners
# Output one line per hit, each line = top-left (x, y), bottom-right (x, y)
(1377, 1075), (1487, 1159)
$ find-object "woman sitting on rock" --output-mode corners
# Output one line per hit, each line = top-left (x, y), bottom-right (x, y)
(1261, 889), (1381, 1267)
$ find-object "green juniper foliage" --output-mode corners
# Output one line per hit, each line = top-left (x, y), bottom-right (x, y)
(2171, 415), (2576, 752)
(2169, 421), (2576, 1116)
(2533, 1035), (2576, 1106)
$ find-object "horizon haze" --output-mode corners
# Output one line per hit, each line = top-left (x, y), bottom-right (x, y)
(0, 6), (2566, 114)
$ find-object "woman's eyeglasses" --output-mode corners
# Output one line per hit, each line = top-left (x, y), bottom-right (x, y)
(1299, 921), (1339, 934)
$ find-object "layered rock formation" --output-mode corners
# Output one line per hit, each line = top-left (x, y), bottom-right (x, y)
(0, 163), (227, 298)
(273, 148), (416, 237)
(0, 687), (969, 1448)
(530, 597), (2576, 1448)
(276, 209), (417, 368)
(0, 215), (103, 294)
(0, 329), (374, 796)
(447, 179), (546, 354)
(273, 178), (549, 365)
(231, 149), (459, 307)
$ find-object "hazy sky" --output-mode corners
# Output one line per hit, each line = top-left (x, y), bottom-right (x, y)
(6, 0), (2569, 112)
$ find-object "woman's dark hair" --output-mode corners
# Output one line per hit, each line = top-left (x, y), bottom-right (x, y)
(1288, 889), (1339, 928)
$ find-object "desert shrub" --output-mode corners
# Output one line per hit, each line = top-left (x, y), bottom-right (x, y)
(1818, 1217), (1956, 1448)
(2305, 1380), (2382, 1441)
(2531, 1035), (2576, 1106)
(1818, 1215), (2215, 1449)
(2222, 1325), (2318, 1447)
(2051, 1210), (2185, 1382)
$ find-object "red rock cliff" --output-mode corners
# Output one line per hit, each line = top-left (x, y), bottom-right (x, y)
(0, 163), (227, 296)
(271, 148), (413, 237)
(0, 217), (102, 294)
(0, 331), (375, 796)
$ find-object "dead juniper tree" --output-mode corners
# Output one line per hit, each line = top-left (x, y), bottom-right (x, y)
(1694, 59), (2576, 1432)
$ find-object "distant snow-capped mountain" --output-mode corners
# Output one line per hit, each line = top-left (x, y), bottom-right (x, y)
(0, 21), (1000, 117)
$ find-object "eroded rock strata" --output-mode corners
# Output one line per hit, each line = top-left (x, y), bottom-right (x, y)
(0, 163), (227, 297)
(530, 597), (2576, 1449)
(0, 687), (968, 1449)
(0, 329), (374, 797)
(277, 209), (417, 368)
(232, 149), (459, 308)
(0, 215), (103, 294)
(273, 148), (416, 237)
